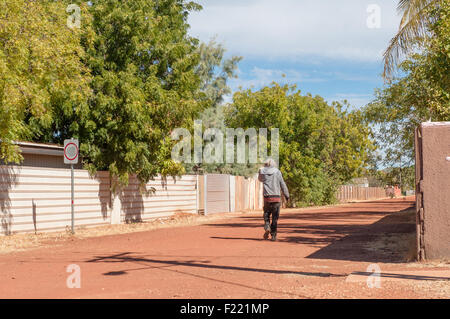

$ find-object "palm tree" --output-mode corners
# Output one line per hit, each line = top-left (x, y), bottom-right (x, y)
(383, 0), (443, 79)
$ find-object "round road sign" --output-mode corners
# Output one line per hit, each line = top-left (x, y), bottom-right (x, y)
(64, 142), (79, 161)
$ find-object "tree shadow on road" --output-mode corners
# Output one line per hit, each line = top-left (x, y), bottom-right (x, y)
(205, 203), (417, 263)
(85, 252), (347, 298)
(86, 252), (346, 278)
(306, 207), (417, 263)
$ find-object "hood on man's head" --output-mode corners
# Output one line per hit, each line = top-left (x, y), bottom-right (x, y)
(260, 166), (278, 175)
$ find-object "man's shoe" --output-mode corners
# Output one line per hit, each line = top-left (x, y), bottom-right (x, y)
(263, 223), (270, 240)
(271, 233), (277, 241)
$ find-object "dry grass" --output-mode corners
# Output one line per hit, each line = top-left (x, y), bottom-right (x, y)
(362, 208), (418, 262)
(363, 232), (417, 262)
(405, 259), (450, 268)
(403, 278), (450, 298)
(0, 211), (245, 254)
(360, 208), (450, 267)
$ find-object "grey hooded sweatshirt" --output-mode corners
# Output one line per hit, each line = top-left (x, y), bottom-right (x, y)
(258, 166), (289, 200)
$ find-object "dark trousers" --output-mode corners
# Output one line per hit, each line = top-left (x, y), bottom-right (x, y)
(263, 202), (281, 235)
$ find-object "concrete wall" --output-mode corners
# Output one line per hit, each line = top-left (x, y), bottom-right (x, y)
(415, 122), (450, 260)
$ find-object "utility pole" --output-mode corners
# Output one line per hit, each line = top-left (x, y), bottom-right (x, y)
(71, 162), (74, 234)
(399, 155), (402, 195)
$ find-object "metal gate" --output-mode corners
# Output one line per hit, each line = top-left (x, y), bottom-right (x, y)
(205, 174), (230, 214)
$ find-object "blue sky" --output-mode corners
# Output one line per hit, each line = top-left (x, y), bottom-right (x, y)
(188, 0), (402, 109)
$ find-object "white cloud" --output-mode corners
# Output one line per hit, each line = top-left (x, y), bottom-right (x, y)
(224, 67), (376, 108)
(229, 66), (327, 90)
(189, 0), (401, 62)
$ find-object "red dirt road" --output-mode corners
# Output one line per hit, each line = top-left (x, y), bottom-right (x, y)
(1, 197), (449, 299)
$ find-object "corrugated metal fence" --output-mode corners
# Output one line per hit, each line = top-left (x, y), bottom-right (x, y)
(0, 166), (262, 235)
(118, 174), (198, 223)
(195, 174), (263, 215)
(0, 166), (198, 235)
(1, 164), (394, 235)
(0, 166), (111, 234)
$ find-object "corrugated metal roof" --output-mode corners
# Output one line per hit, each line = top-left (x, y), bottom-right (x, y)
(0, 140), (64, 156)
(14, 141), (63, 150)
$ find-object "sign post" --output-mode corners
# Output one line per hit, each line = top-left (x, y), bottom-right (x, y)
(64, 139), (79, 234)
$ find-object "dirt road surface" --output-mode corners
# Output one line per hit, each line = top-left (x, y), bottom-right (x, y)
(0, 197), (449, 299)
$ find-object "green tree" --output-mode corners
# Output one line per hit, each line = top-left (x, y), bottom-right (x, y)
(226, 83), (374, 206)
(184, 38), (249, 176)
(383, 0), (443, 78)
(0, 0), (92, 162)
(79, 0), (207, 185)
(365, 1), (449, 167)
(196, 37), (242, 111)
(376, 166), (415, 191)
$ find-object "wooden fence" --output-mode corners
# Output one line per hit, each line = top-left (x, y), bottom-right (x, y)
(337, 185), (388, 202)
(233, 175), (263, 212)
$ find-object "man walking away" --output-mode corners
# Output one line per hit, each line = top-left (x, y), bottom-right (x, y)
(258, 158), (289, 241)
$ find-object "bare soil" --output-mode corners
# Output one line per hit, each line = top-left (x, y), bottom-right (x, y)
(0, 197), (448, 299)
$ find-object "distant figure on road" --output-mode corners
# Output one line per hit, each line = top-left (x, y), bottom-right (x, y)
(258, 158), (289, 242)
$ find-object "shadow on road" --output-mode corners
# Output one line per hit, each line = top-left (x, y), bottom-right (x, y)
(351, 271), (450, 281)
(86, 252), (346, 278)
(85, 252), (345, 298)
(205, 200), (417, 263)
(306, 207), (417, 263)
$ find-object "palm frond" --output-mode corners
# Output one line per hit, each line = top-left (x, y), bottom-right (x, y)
(383, 0), (441, 80)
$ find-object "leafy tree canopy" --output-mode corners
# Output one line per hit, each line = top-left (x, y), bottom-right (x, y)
(79, 0), (205, 185)
(1, 0), (208, 186)
(364, 1), (449, 168)
(0, 0), (92, 163)
(226, 83), (374, 206)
